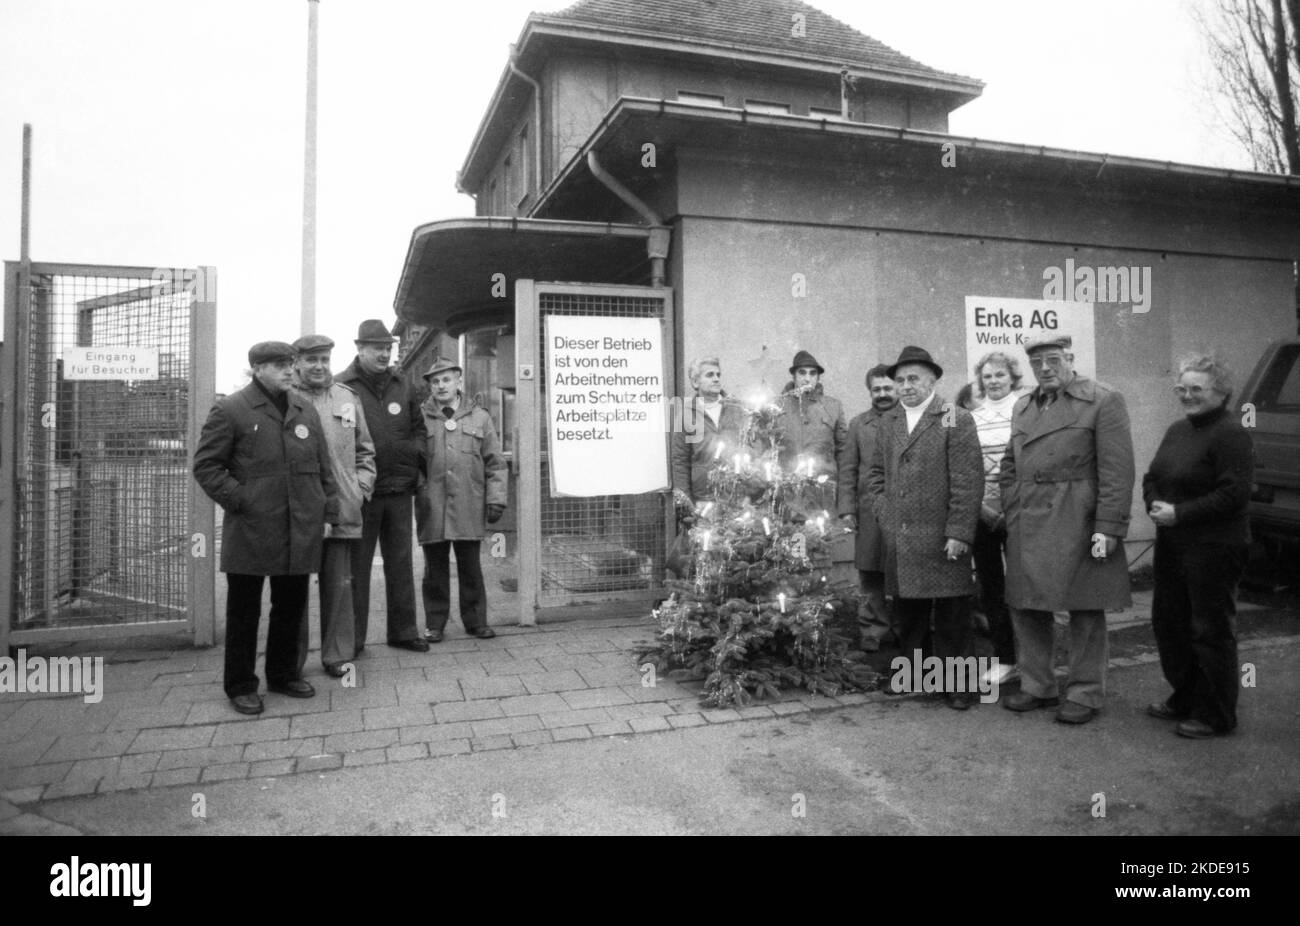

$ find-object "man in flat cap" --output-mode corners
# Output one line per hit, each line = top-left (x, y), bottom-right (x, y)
(194, 341), (340, 715)
(776, 350), (847, 517)
(335, 320), (429, 653)
(867, 346), (983, 708)
(999, 332), (1135, 724)
(291, 334), (376, 678)
(415, 358), (507, 641)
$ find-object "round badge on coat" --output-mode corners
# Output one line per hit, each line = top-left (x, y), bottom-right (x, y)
(388, 402), (401, 415)
(294, 424), (309, 439)
(445, 418), (458, 431)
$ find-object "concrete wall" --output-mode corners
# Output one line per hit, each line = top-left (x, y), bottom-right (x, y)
(674, 148), (1298, 543)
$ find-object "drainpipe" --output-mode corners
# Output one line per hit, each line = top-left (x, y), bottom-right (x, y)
(586, 151), (671, 288)
(508, 45), (543, 209)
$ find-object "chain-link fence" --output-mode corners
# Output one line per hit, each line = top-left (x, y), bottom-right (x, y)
(3, 263), (215, 642)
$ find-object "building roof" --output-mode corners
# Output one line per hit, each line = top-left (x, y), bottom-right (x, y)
(543, 0), (978, 88)
(458, 0), (982, 192)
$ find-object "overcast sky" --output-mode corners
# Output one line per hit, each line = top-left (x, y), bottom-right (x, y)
(0, 0), (1244, 391)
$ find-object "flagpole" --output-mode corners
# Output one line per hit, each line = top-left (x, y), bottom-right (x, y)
(301, 0), (319, 336)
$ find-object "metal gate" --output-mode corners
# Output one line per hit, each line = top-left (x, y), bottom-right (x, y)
(515, 281), (675, 622)
(1, 262), (217, 649)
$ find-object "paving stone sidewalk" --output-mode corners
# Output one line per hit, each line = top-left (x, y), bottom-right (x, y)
(0, 588), (1282, 810)
(0, 616), (871, 805)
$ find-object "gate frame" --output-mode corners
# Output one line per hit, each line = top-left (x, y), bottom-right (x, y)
(0, 261), (217, 652)
(515, 279), (676, 626)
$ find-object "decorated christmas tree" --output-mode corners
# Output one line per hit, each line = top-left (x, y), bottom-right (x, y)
(637, 397), (877, 707)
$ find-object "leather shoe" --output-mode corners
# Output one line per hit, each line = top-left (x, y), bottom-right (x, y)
(471, 627), (496, 639)
(1176, 719), (1222, 739)
(230, 693), (264, 715)
(1055, 701), (1098, 724)
(1147, 699), (1187, 721)
(1003, 691), (1059, 712)
(267, 679), (315, 698)
(389, 638), (430, 652)
(324, 663), (349, 679)
(944, 693), (973, 711)
(424, 629), (444, 643)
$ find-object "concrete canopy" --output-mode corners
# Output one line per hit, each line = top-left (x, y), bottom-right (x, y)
(392, 217), (654, 335)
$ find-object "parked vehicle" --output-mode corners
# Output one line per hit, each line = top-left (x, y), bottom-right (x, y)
(1239, 338), (1300, 580)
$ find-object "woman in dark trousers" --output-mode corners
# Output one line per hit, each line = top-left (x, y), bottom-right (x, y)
(1143, 353), (1254, 738)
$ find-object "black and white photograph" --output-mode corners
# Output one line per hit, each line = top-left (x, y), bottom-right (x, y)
(0, 0), (1296, 874)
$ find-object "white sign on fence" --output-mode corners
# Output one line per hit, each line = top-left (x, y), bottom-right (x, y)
(63, 347), (160, 381)
(545, 315), (668, 497)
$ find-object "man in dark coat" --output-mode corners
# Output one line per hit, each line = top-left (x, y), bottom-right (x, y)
(867, 347), (983, 709)
(999, 333), (1135, 724)
(334, 320), (430, 653)
(837, 363), (898, 651)
(670, 356), (749, 507)
(415, 358), (508, 641)
(193, 341), (340, 715)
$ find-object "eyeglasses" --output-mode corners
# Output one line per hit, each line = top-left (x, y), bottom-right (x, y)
(1028, 355), (1066, 369)
(1173, 385), (1213, 397)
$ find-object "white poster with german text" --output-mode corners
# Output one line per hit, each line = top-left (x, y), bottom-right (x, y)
(545, 315), (668, 497)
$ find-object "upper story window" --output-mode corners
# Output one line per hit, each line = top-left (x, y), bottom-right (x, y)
(516, 124), (532, 207)
(677, 90), (726, 108)
(744, 100), (791, 115)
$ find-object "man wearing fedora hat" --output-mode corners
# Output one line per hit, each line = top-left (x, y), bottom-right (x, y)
(194, 341), (341, 715)
(775, 350), (847, 517)
(415, 358), (507, 641)
(291, 334), (376, 678)
(999, 332), (1134, 724)
(867, 346), (983, 709)
(335, 320), (430, 653)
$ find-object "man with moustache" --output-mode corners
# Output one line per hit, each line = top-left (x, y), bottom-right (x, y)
(867, 347), (983, 709)
(1000, 333), (1134, 724)
(290, 334), (376, 678)
(335, 320), (430, 653)
(837, 364), (899, 651)
(415, 358), (507, 641)
(193, 342), (340, 715)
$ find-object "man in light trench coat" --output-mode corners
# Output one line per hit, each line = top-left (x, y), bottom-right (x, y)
(416, 358), (508, 642)
(999, 333), (1135, 724)
(291, 334), (376, 678)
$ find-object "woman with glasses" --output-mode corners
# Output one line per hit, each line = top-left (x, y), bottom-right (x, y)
(1142, 353), (1255, 738)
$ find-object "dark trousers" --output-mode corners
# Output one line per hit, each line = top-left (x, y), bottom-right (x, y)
(421, 540), (488, 633)
(857, 569), (894, 646)
(224, 573), (309, 698)
(972, 520), (1016, 663)
(1151, 538), (1246, 733)
(352, 493), (420, 645)
(894, 596), (974, 662)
